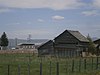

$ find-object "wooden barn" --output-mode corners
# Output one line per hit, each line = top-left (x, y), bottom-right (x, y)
(54, 30), (89, 57)
(38, 30), (89, 57)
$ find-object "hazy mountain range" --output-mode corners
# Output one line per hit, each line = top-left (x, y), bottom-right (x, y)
(8, 39), (49, 49)
(8, 37), (99, 49)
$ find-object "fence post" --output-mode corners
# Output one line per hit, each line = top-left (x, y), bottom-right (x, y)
(72, 59), (74, 72)
(18, 65), (21, 75)
(49, 61), (51, 75)
(79, 58), (81, 72)
(96, 57), (99, 70)
(28, 54), (31, 64)
(8, 65), (10, 75)
(65, 60), (68, 74)
(84, 59), (86, 70)
(40, 62), (42, 75)
(28, 64), (30, 75)
(56, 62), (59, 75)
(91, 57), (93, 70)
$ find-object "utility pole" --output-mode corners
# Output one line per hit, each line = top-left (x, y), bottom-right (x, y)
(27, 34), (32, 42)
(15, 38), (18, 46)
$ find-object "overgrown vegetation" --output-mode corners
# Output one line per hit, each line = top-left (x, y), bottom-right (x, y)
(87, 34), (96, 55)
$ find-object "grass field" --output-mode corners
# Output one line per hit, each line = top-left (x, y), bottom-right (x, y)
(0, 53), (100, 75)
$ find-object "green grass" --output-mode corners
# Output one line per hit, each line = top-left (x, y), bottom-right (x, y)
(0, 54), (100, 75)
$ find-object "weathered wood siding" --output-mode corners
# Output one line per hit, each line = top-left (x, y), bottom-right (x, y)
(55, 30), (79, 44)
(38, 40), (54, 56)
(54, 31), (82, 57)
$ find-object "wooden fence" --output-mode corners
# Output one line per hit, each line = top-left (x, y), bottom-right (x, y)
(0, 57), (100, 75)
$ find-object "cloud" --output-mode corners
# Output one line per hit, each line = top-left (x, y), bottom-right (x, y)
(37, 19), (44, 22)
(52, 15), (64, 20)
(82, 10), (99, 16)
(6, 22), (21, 26)
(92, 0), (100, 8)
(0, 0), (84, 10)
(0, 8), (10, 13)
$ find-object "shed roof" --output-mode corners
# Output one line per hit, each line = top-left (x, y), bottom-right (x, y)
(38, 40), (53, 49)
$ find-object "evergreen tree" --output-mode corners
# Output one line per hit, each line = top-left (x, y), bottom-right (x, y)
(0, 32), (9, 50)
(87, 34), (96, 55)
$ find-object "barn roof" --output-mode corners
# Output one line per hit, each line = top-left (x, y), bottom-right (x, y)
(54, 30), (89, 42)
(68, 30), (89, 42)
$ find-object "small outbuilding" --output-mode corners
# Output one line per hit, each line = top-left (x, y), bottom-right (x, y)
(17, 43), (35, 50)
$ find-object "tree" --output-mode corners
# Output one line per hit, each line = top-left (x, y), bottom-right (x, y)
(0, 32), (9, 50)
(87, 34), (96, 55)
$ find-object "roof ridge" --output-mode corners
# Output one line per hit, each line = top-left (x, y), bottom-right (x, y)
(67, 30), (78, 32)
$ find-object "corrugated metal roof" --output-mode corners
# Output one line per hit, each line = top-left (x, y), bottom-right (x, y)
(68, 30), (89, 42)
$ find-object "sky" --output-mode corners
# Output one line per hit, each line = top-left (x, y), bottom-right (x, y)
(0, 0), (100, 39)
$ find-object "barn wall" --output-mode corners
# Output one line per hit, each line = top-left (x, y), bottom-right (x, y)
(38, 41), (54, 56)
(54, 31), (81, 57)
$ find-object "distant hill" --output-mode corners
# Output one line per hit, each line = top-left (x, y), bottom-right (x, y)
(8, 39), (49, 49)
